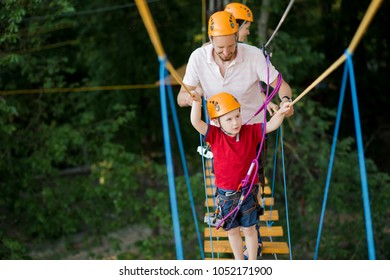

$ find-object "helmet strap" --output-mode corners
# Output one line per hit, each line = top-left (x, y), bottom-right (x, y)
(238, 21), (247, 31)
(218, 118), (239, 141)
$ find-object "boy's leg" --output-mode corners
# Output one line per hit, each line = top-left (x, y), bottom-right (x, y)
(227, 227), (244, 260)
(243, 182), (263, 260)
(243, 225), (263, 259)
(242, 225), (257, 260)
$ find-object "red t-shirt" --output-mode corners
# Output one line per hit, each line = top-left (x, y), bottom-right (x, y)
(205, 124), (263, 191)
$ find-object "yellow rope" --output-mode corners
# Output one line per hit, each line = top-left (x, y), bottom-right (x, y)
(0, 84), (158, 95)
(2, 0), (382, 99)
(348, 0), (383, 54)
(134, 0), (192, 97)
(291, 0), (383, 106)
(291, 54), (346, 106)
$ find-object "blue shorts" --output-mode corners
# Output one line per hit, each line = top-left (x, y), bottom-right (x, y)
(217, 186), (259, 230)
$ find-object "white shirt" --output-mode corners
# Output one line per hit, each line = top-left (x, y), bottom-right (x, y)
(183, 43), (279, 124)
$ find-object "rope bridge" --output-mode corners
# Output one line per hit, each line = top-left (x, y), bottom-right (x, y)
(134, 0), (382, 260)
(0, 0), (382, 260)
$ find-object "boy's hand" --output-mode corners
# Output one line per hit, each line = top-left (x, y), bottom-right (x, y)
(279, 102), (292, 114)
(191, 90), (202, 103)
(184, 89), (201, 106)
(280, 99), (294, 117)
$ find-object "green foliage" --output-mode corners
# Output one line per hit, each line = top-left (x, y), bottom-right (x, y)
(134, 172), (204, 260)
(0, 99), (17, 134)
(0, 0), (388, 260)
(266, 98), (390, 259)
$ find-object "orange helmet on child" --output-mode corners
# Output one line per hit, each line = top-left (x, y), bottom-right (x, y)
(208, 11), (238, 36)
(224, 3), (254, 22)
(207, 92), (241, 119)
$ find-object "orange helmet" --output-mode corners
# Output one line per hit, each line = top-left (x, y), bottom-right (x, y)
(207, 92), (241, 119)
(208, 11), (238, 36)
(224, 3), (253, 22)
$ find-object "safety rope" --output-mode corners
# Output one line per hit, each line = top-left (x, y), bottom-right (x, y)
(166, 75), (204, 260)
(135, 0), (192, 97)
(268, 128), (279, 260)
(0, 84), (158, 95)
(264, 0), (295, 49)
(201, 141), (215, 260)
(136, 0), (206, 259)
(158, 57), (183, 259)
(314, 51), (376, 260)
(279, 125), (293, 260)
(291, 0), (383, 107)
(347, 52), (375, 260)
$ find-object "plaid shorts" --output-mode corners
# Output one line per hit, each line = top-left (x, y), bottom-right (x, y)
(217, 186), (259, 230)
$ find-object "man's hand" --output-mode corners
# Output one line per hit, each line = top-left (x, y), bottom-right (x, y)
(267, 101), (279, 116)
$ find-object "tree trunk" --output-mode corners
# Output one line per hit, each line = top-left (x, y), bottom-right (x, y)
(257, 0), (270, 46)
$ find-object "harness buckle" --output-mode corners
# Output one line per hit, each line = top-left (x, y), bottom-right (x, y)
(204, 212), (224, 227)
(204, 204), (224, 227)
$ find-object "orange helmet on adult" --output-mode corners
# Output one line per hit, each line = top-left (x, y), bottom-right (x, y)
(207, 92), (241, 119)
(208, 11), (238, 36)
(224, 3), (254, 22)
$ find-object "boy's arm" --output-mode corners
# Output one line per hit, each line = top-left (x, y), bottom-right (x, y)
(190, 98), (208, 136)
(266, 102), (291, 134)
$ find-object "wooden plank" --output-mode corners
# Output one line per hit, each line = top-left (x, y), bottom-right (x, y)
(204, 226), (283, 238)
(261, 209), (279, 221)
(205, 197), (274, 207)
(206, 186), (271, 196)
(206, 186), (217, 196)
(205, 258), (231, 260)
(204, 240), (289, 254)
(204, 209), (279, 223)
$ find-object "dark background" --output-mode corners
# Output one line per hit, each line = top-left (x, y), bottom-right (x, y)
(0, 0), (389, 260)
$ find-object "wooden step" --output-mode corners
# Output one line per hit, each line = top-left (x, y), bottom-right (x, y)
(260, 209), (279, 221)
(204, 209), (279, 222)
(206, 186), (271, 196)
(204, 226), (283, 238)
(204, 240), (289, 254)
(205, 197), (274, 207)
(206, 186), (217, 196)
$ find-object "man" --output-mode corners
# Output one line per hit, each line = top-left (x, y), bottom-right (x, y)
(225, 2), (253, 43)
(177, 10), (294, 259)
(177, 11), (294, 122)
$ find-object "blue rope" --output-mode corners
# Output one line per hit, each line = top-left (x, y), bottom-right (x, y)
(314, 61), (348, 260)
(271, 128), (279, 198)
(314, 50), (376, 260)
(166, 79), (205, 259)
(158, 57), (183, 259)
(265, 128), (280, 228)
(346, 52), (376, 260)
(200, 97), (216, 259)
(280, 125), (292, 259)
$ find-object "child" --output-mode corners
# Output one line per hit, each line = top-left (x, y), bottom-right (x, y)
(190, 92), (290, 260)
